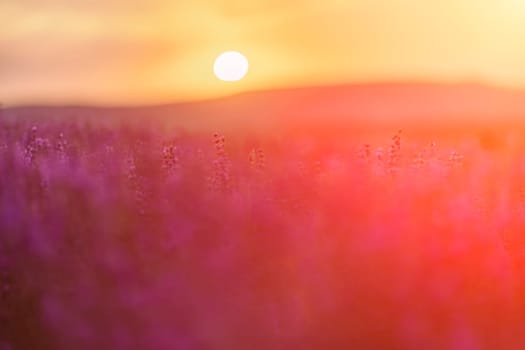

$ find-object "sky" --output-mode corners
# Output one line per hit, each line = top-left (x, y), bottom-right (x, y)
(3, 0), (525, 105)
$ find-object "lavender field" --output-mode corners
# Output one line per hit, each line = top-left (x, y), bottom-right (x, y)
(1, 119), (525, 349)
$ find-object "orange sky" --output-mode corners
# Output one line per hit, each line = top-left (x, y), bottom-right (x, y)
(3, 0), (525, 105)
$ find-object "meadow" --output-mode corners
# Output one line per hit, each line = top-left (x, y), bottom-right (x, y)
(1, 117), (525, 349)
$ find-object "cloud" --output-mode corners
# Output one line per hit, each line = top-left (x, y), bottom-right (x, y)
(212, 0), (309, 18)
(3, 0), (162, 13)
(0, 35), (189, 84)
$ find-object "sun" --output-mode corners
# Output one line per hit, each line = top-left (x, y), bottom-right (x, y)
(213, 51), (249, 82)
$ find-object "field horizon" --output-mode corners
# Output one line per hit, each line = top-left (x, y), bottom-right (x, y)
(5, 82), (525, 133)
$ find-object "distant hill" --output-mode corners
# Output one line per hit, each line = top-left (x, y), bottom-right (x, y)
(5, 83), (525, 131)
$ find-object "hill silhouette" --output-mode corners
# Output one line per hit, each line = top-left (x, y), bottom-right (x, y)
(5, 82), (525, 131)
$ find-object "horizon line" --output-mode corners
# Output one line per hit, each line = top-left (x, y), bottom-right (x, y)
(3, 79), (524, 110)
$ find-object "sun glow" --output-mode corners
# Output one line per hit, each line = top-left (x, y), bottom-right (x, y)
(213, 51), (249, 82)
